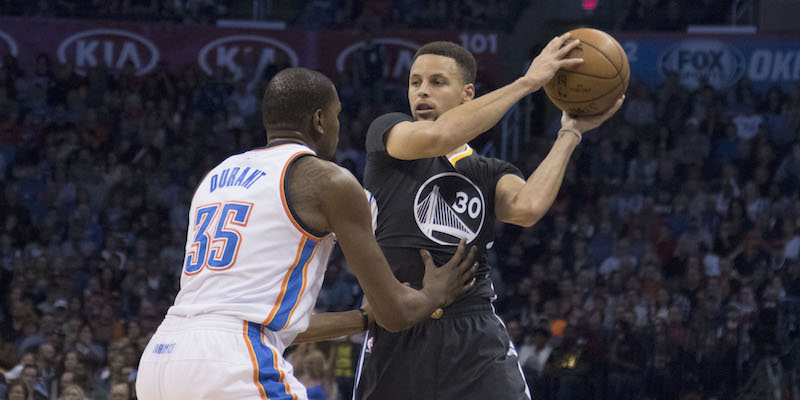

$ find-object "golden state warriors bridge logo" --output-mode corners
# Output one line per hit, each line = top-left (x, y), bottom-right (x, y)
(413, 173), (485, 245)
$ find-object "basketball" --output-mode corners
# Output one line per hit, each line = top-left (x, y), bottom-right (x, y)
(543, 28), (630, 116)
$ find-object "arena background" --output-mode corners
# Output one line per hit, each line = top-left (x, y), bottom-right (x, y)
(0, 1), (799, 399)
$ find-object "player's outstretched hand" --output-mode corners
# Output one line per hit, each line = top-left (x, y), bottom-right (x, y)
(561, 95), (625, 135)
(419, 239), (477, 309)
(522, 32), (584, 91)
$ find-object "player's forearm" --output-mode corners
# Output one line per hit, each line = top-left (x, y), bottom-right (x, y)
(291, 310), (366, 345)
(513, 131), (580, 226)
(369, 287), (440, 333)
(431, 79), (535, 153)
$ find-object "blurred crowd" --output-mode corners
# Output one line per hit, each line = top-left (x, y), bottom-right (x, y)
(0, 0), (229, 24)
(0, 0), (738, 32)
(0, 12), (799, 400)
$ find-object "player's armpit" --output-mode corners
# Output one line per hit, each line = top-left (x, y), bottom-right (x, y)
(291, 310), (365, 345)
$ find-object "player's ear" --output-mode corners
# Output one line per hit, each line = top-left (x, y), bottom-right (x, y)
(462, 83), (475, 103)
(312, 108), (324, 136)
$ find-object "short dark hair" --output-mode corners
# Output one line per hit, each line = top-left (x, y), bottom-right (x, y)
(262, 67), (336, 133)
(413, 41), (476, 84)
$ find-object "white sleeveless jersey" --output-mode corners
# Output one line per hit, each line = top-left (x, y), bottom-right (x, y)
(169, 143), (335, 351)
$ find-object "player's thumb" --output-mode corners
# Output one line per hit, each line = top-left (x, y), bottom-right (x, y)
(420, 249), (435, 273)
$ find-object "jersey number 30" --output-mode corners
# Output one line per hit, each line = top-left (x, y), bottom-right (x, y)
(184, 201), (253, 274)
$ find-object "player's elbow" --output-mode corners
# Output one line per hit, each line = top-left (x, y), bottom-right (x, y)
(417, 126), (455, 158)
(513, 205), (546, 228)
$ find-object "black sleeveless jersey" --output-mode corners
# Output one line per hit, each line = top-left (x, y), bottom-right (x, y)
(363, 112), (524, 303)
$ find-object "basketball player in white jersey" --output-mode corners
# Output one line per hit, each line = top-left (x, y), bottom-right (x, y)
(136, 68), (477, 400)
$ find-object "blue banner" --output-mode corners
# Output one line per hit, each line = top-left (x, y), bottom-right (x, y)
(615, 33), (800, 92)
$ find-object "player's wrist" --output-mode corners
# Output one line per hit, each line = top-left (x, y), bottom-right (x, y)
(358, 308), (370, 331)
(515, 76), (543, 94)
(419, 287), (446, 310)
(558, 128), (582, 143)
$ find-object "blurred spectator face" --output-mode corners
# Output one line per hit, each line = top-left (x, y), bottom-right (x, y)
(79, 325), (94, 344)
(126, 321), (141, 341)
(109, 383), (130, 400)
(60, 371), (75, 390)
(39, 342), (55, 361)
(21, 364), (38, 387)
(110, 353), (125, 372)
(7, 382), (28, 400)
(61, 384), (85, 400)
(19, 352), (36, 366)
(22, 318), (39, 337)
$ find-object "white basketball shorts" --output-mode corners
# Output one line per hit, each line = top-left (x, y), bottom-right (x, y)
(136, 314), (307, 400)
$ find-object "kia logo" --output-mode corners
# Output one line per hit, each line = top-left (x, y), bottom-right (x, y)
(0, 30), (18, 58)
(658, 40), (745, 90)
(57, 28), (159, 76)
(198, 35), (299, 80)
(336, 38), (419, 79)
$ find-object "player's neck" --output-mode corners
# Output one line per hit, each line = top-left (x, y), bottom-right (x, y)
(267, 132), (312, 149)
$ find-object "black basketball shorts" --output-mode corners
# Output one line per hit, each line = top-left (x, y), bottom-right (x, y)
(353, 300), (531, 400)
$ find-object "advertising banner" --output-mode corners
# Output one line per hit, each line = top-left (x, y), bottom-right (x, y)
(0, 16), (499, 84)
(616, 33), (800, 92)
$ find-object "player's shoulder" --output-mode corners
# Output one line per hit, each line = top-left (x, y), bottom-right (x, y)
(366, 112), (415, 153)
(367, 112), (414, 135)
(290, 155), (361, 191)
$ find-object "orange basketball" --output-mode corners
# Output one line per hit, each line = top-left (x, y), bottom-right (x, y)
(543, 28), (630, 116)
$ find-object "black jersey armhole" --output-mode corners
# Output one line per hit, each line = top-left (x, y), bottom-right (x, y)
(283, 153), (329, 239)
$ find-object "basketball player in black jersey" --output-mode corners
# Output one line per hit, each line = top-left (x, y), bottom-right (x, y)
(353, 35), (624, 399)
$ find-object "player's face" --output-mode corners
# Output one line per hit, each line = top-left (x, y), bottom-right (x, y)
(317, 87), (341, 161)
(408, 55), (473, 121)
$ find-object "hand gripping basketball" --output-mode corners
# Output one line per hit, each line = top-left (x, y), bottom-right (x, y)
(522, 32), (584, 91)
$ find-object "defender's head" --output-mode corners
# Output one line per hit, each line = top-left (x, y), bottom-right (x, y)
(262, 68), (341, 160)
(409, 42), (476, 121)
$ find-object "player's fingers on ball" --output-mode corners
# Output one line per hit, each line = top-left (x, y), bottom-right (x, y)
(559, 32), (572, 43)
(561, 58), (584, 68)
(546, 35), (562, 50)
(559, 39), (580, 55)
(608, 96), (625, 114)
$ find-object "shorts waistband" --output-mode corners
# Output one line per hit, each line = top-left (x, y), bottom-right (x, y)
(437, 298), (494, 319)
(160, 313), (253, 333)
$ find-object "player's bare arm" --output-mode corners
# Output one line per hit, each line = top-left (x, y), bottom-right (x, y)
(287, 156), (476, 332)
(495, 97), (625, 227)
(386, 33), (583, 160)
(292, 294), (376, 344)
(291, 309), (368, 344)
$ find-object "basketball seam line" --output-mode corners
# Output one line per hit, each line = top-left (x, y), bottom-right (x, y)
(549, 35), (628, 103)
(556, 70), (619, 80)
(550, 83), (623, 103)
(579, 39), (623, 77)
(612, 40), (629, 91)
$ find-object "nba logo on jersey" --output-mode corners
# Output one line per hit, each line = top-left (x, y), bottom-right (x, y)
(366, 336), (374, 353)
(413, 172), (485, 245)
